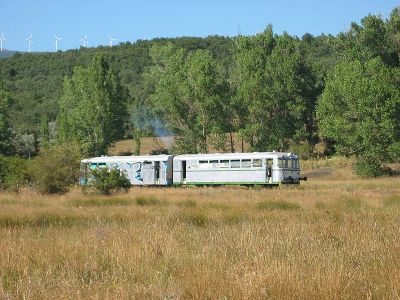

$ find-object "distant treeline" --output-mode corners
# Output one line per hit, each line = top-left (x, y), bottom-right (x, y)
(0, 7), (400, 179)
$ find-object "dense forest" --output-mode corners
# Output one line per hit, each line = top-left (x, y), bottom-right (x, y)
(0, 7), (400, 189)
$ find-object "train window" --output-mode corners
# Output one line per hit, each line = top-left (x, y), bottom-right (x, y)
(252, 159), (262, 168)
(278, 159), (288, 168)
(210, 160), (219, 168)
(199, 160), (209, 169)
(241, 159), (251, 168)
(287, 160), (293, 168)
(220, 160), (230, 168)
(230, 160), (240, 168)
(188, 160), (198, 169)
(292, 159), (299, 169)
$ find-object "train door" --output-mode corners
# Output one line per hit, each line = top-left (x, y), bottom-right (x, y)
(182, 160), (187, 183)
(142, 161), (155, 184)
(154, 161), (160, 184)
(266, 159), (273, 183)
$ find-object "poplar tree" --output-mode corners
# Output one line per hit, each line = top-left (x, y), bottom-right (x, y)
(317, 58), (400, 176)
(149, 44), (222, 153)
(231, 26), (317, 151)
(58, 54), (128, 156)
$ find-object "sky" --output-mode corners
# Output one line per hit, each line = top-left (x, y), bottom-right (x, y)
(1, 0), (399, 52)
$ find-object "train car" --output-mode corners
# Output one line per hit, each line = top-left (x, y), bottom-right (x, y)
(172, 152), (304, 186)
(81, 152), (306, 187)
(80, 155), (173, 186)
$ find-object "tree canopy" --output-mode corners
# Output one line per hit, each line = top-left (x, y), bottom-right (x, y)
(317, 58), (400, 175)
(58, 54), (128, 156)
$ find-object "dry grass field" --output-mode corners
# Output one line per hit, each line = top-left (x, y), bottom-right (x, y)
(0, 162), (400, 299)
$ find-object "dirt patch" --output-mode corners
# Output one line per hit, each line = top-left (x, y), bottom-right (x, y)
(303, 167), (335, 179)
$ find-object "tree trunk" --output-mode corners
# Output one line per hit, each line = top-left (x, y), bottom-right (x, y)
(229, 131), (234, 153)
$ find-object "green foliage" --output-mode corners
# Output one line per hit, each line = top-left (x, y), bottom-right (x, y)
(231, 27), (318, 151)
(0, 156), (29, 191)
(12, 133), (36, 159)
(58, 54), (128, 156)
(354, 155), (391, 177)
(0, 79), (13, 155)
(39, 115), (50, 148)
(148, 44), (224, 153)
(90, 168), (131, 195)
(317, 58), (400, 174)
(0, 37), (233, 136)
(29, 142), (83, 194)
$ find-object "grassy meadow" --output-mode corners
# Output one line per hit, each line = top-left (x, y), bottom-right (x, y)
(0, 163), (400, 299)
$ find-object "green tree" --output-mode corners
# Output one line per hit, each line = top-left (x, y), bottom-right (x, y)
(317, 58), (400, 176)
(39, 115), (50, 148)
(0, 156), (29, 191)
(149, 44), (222, 153)
(337, 11), (399, 67)
(231, 26), (317, 151)
(0, 79), (12, 155)
(12, 133), (36, 159)
(58, 54), (128, 156)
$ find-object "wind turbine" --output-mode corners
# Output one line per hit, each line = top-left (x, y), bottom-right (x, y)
(80, 33), (88, 47)
(108, 35), (117, 47)
(25, 34), (33, 53)
(54, 35), (62, 51)
(0, 33), (6, 52)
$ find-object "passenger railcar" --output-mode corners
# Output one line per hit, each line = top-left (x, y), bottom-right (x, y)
(80, 155), (173, 186)
(80, 152), (306, 187)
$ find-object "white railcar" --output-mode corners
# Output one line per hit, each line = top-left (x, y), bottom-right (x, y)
(173, 152), (303, 186)
(80, 155), (173, 186)
(80, 152), (306, 187)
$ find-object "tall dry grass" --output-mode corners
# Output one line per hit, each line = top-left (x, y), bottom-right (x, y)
(0, 170), (399, 299)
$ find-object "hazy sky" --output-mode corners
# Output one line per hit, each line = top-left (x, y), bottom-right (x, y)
(1, 0), (399, 52)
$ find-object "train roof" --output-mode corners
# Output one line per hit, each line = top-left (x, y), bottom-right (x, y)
(174, 152), (298, 161)
(81, 154), (173, 163)
(81, 152), (298, 163)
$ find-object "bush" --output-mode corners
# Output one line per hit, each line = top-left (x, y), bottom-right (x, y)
(29, 142), (82, 194)
(90, 168), (131, 195)
(0, 156), (29, 191)
(354, 156), (391, 177)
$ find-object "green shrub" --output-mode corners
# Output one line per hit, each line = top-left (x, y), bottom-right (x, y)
(0, 156), (29, 191)
(256, 200), (301, 210)
(354, 155), (391, 177)
(90, 168), (131, 195)
(29, 142), (82, 194)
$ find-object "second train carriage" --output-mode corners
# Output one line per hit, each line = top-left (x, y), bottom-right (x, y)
(173, 152), (302, 186)
(80, 152), (306, 187)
